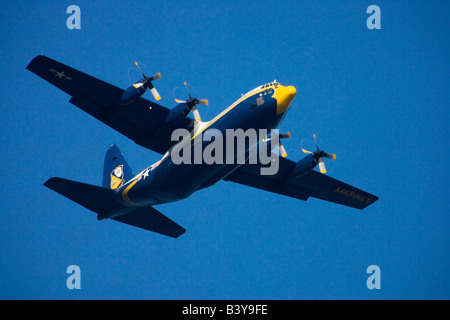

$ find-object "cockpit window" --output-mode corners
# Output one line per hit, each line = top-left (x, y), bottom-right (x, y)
(243, 81), (281, 96)
(262, 81), (279, 89)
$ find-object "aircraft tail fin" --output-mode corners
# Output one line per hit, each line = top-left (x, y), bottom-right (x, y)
(102, 145), (134, 190)
(44, 177), (186, 238)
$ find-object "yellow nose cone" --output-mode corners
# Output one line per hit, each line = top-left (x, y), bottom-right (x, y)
(273, 85), (297, 115)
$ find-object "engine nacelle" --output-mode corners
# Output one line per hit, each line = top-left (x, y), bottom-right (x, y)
(292, 154), (317, 177)
(165, 103), (193, 124)
(119, 82), (147, 106)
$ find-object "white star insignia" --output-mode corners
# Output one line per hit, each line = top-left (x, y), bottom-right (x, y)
(55, 71), (65, 79)
(143, 169), (149, 179)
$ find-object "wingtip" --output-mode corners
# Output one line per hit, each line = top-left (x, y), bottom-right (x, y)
(174, 228), (187, 239)
(26, 54), (46, 70)
(43, 176), (57, 188)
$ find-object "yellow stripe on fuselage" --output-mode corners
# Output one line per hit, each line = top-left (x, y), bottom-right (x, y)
(121, 179), (141, 206)
(191, 85), (280, 140)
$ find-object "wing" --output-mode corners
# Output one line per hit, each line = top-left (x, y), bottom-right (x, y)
(224, 156), (378, 210)
(26, 55), (194, 154)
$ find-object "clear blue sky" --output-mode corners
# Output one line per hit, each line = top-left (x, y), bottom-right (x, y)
(1, 0), (449, 299)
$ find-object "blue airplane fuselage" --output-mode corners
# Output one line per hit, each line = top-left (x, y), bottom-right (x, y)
(116, 83), (297, 207)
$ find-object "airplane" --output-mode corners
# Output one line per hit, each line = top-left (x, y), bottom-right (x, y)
(27, 55), (378, 238)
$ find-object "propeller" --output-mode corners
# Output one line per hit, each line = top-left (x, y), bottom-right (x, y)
(264, 131), (291, 157)
(302, 134), (336, 174)
(174, 82), (208, 122)
(133, 61), (162, 101)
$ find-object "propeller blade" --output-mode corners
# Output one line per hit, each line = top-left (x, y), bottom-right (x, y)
(313, 134), (318, 150)
(150, 86), (161, 101)
(279, 132), (291, 139)
(267, 132), (290, 140)
(133, 62), (162, 100)
(192, 106), (201, 122)
(151, 72), (161, 81)
(197, 99), (208, 105)
(134, 61), (145, 77)
(183, 81), (192, 98)
(279, 142), (288, 158)
(301, 134), (335, 174)
(142, 73), (161, 87)
(318, 158), (327, 173)
(174, 82), (207, 121)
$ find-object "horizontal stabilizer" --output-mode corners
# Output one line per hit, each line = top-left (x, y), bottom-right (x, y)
(44, 177), (185, 238)
(44, 177), (128, 217)
(113, 207), (186, 238)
